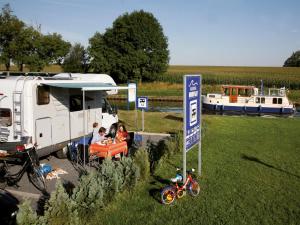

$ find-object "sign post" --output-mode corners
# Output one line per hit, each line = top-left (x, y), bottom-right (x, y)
(137, 97), (148, 131)
(128, 83), (137, 129)
(183, 75), (202, 181)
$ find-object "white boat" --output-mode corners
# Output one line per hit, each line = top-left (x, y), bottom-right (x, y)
(202, 85), (295, 115)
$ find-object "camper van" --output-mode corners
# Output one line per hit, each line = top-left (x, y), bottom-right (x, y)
(0, 73), (130, 158)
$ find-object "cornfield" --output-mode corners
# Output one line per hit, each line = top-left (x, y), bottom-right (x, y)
(158, 66), (300, 89)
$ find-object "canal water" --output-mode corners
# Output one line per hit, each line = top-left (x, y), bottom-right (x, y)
(109, 99), (300, 116)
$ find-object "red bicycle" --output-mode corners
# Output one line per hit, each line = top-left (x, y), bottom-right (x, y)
(161, 168), (200, 205)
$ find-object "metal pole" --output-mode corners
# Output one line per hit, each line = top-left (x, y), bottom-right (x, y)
(183, 76), (187, 182)
(198, 76), (202, 176)
(83, 90), (86, 167)
(135, 87), (138, 131)
(127, 82), (130, 111)
(142, 109), (144, 131)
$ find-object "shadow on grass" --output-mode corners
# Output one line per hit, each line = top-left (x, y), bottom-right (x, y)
(148, 188), (161, 203)
(241, 154), (300, 179)
(164, 115), (183, 122)
(148, 175), (173, 204)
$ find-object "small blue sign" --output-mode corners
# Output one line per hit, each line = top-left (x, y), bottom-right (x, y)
(184, 75), (201, 151)
(137, 97), (148, 110)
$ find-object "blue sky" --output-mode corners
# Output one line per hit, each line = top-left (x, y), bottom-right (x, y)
(2, 0), (300, 66)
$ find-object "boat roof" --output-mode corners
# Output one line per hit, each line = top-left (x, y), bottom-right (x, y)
(221, 85), (256, 89)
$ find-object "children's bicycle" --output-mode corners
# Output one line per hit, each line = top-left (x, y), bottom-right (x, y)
(161, 168), (200, 205)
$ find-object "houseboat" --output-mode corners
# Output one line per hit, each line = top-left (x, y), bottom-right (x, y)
(202, 85), (295, 115)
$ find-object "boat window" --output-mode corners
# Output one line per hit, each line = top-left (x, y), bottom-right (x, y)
(261, 97), (265, 104)
(224, 88), (229, 96)
(231, 88), (237, 95)
(208, 94), (215, 98)
(238, 89), (246, 96)
(0, 108), (12, 126)
(272, 98), (277, 104)
(245, 89), (252, 97)
(37, 86), (50, 105)
(278, 98), (282, 104)
(256, 97), (260, 103)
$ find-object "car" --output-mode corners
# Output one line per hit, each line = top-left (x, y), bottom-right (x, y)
(0, 189), (19, 225)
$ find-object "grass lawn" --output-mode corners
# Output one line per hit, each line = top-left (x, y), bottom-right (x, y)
(118, 109), (183, 133)
(94, 115), (300, 225)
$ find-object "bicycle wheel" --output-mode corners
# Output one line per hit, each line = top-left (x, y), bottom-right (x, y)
(161, 186), (176, 205)
(28, 166), (46, 192)
(187, 180), (200, 197)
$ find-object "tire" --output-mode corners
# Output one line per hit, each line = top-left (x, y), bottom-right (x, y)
(161, 186), (176, 205)
(28, 167), (46, 192)
(55, 146), (68, 159)
(187, 180), (200, 197)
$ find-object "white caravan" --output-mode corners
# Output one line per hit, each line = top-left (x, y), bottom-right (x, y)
(0, 73), (130, 158)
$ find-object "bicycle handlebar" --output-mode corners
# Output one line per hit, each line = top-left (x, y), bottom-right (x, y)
(176, 167), (195, 173)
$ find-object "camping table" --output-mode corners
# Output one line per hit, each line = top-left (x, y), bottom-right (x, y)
(89, 141), (128, 158)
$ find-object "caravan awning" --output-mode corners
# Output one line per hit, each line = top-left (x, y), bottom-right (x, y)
(40, 81), (131, 91)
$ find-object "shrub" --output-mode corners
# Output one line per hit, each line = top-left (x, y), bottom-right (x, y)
(118, 156), (140, 190)
(147, 140), (167, 174)
(72, 171), (105, 221)
(17, 199), (39, 225)
(133, 149), (150, 180)
(43, 181), (80, 225)
(165, 131), (183, 157)
(17, 157), (140, 224)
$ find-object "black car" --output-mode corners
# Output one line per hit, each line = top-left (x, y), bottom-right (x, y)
(0, 189), (19, 225)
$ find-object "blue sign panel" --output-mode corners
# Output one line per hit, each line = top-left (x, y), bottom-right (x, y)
(184, 75), (201, 151)
(137, 97), (148, 110)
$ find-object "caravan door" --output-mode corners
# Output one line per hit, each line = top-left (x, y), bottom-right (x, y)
(35, 118), (52, 149)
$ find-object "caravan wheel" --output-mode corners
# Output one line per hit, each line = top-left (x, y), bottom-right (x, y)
(55, 146), (68, 159)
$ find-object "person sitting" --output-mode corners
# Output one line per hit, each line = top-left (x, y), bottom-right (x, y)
(91, 127), (107, 144)
(115, 124), (129, 143)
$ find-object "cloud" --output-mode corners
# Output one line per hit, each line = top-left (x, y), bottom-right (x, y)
(291, 29), (299, 33)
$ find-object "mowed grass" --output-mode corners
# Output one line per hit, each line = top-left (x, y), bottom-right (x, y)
(118, 109), (183, 133)
(94, 115), (300, 225)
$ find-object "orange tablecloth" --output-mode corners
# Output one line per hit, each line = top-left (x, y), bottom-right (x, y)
(89, 141), (128, 158)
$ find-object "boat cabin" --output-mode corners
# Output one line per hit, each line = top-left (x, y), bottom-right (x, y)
(222, 85), (256, 103)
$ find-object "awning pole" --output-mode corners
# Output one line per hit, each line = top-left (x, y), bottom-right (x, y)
(83, 90), (86, 168)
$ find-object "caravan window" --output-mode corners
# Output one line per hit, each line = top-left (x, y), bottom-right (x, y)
(37, 86), (50, 105)
(70, 95), (93, 112)
(0, 108), (12, 126)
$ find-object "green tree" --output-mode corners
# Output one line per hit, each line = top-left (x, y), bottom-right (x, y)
(88, 32), (111, 73)
(63, 43), (89, 72)
(283, 50), (300, 67)
(23, 32), (71, 72)
(89, 10), (169, 82)
(0, 4), (24, 71)
(40, 32), (71, 65)
(12, 26), (42, 71)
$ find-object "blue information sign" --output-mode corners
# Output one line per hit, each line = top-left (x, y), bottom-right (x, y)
(184, 75), (201, 151)
(137, 97), (148, 110)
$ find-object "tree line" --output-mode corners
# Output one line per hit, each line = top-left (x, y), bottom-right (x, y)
(0, 4), (169, 82)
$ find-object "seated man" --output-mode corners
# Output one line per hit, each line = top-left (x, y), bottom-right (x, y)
(91, 127), (106, 144)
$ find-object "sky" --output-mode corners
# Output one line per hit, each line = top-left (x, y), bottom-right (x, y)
(1, 0), (300, 66)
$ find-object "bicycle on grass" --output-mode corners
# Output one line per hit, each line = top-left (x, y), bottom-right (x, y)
(161, 168), (200, 205)
(0, 147), (46, 192)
